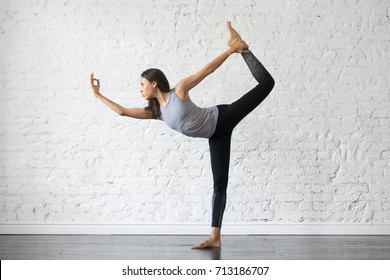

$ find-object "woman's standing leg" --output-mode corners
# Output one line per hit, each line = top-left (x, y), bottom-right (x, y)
(191, 132), (232, 249)
(209, 132), (232, 229)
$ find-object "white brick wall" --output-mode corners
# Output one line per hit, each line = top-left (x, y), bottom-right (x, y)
(0, 0), (389, 228)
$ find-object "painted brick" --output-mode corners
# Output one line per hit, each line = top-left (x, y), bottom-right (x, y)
(0, 0), (389, 226)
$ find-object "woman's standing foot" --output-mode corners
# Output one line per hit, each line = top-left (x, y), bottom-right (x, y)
(192, 227), (222, 249)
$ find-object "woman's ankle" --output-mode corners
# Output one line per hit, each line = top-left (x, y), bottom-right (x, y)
(211, 227), (221, 239)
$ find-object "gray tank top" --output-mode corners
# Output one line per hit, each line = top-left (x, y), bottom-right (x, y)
(160, 90), (218, 138)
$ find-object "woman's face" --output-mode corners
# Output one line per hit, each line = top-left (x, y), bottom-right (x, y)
(140, 77), (156, 100)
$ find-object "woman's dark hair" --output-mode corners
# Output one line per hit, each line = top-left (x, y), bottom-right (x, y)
(141, 68), (170, 119)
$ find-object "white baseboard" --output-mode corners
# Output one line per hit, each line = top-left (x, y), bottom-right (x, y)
(0, 223), (389, 235)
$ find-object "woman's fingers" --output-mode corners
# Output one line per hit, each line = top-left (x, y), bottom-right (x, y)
(90, 73), (101, 97)
(90, 73), (97, 87)
(90, 73), (100, 87)
(230, 40), (249, 54)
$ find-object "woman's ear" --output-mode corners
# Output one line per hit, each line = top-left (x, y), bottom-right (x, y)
(152, 81), (157, 88)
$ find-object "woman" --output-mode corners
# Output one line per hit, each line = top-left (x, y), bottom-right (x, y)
(90, 22), (275, 249)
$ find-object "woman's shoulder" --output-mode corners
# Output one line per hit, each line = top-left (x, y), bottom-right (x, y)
(172, 86), (190, 101)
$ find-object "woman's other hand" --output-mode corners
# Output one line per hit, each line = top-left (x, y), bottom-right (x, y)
(90, 73), (101, 97)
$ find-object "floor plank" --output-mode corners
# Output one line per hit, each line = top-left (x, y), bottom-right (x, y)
(0, 235), (389, 260)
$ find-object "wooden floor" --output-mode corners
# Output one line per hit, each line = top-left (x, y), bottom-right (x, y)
(0, 235), (389, 260)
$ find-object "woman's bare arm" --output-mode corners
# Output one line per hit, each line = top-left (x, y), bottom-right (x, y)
(174, 40), (249, 99)
(90, 73), (154, 119)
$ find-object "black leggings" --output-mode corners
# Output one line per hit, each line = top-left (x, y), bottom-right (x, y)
(208, 51), (275, 228)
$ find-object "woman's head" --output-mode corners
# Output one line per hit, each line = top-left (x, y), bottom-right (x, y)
(141, 68), (170, 119)
(140, 68), (170, 97)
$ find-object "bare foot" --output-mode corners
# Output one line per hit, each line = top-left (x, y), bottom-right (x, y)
(227, 21), (242, 47)
(192, 236), (221, 249)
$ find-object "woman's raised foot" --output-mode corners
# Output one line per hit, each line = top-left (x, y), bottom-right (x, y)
(227, 21), (242, 47)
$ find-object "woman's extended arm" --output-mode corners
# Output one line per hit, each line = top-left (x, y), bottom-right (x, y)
(174, 40), (249, 99)
(90, 73), (153, 119)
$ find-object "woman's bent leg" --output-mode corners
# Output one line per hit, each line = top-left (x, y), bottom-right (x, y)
(241, 51), (273, 84)
(220, 51), (275, 131)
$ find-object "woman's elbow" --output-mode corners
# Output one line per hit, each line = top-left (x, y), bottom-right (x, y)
(118, 107), (125, 116)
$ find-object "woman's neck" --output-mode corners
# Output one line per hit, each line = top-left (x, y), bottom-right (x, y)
(155, 90), (171, 106)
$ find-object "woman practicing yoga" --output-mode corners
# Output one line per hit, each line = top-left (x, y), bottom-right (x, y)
(90, 22), (275, 249)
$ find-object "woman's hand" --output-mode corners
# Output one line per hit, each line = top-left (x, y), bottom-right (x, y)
(90, 73), (101, 97)
(229, 40), (249, 54)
